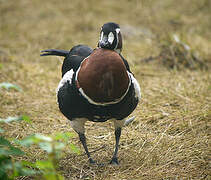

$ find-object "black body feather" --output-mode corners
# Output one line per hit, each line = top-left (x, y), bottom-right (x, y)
(41, 45), (93, 76)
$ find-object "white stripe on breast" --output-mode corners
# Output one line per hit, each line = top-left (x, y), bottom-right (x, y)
(75, 70), (133, 106)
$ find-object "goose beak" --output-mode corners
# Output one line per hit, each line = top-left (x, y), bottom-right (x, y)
(99, 37), (110, 48)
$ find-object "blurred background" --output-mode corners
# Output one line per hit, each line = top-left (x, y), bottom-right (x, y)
(0, 0), (210, 179)
(1, 0), (210, 61)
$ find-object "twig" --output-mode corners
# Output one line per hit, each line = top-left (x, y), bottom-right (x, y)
(79, 145), (106, 156)
(136, 123), (172, 171)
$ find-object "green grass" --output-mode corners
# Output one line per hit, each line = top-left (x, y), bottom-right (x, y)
(0, 0), (210, 179)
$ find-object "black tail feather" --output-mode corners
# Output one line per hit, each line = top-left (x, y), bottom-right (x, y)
(40, 49), (69, 57)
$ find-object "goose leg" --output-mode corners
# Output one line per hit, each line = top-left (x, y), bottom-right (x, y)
(70, 118), (95, 164)
(110, 119), (125, 165)
(78, 133), (95, 164)
(110, 127), (121, 165)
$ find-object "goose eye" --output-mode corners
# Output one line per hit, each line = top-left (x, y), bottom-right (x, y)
(108, 32), (114, 44)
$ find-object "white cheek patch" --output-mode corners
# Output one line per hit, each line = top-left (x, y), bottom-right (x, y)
(108, 32), (114, 44)
(116, 28), (120, 34)
(100, 31), (104, 41)
(114, 28), (121, 52)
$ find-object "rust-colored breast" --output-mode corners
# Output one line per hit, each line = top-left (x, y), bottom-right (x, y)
(77, 48), (129, 103)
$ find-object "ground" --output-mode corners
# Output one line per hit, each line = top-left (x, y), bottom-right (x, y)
(0, 0), (210, 179)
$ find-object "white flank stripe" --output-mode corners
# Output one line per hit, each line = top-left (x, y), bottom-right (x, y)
(57, 69), (74, 93)
(130, 73), (141, 100)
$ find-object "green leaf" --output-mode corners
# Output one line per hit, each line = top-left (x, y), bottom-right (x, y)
(39, 142), (52, 153)
(0, 136), (12, 147)
(0, 116), (23, 123)
(21, 115), (32, 124)
(54, 132), (74, 141)
(15, 162), (39, 176)
(43, 173), (64, 180)
(21, 160), (37, 169)
(16, 135), (36, 147)
(0, 116), (31, 126)
(18, 134), (53, 147)
(0, 82), (22, 92)
(0, 157), (13, 179)
(0, 137), (24, 156)
(34, 134), (53, 142)
(0, 156), (12, 168)
(19, 167), (38, 176)
(0, 171), (9, 180)
(0, 158), (38, 178)
(70, 144), (80, 155)
(0, 146), (24, 156)
(9, 146), (25, 156)
(0, 64), (2, 69)
(54, 142), (65, 151)
(0, 128), (4, 133)
(35, 160), (54, 171)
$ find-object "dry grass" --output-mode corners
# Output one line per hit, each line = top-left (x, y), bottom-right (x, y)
(0, 0), (210, 179)
(142, 34), (209, 70)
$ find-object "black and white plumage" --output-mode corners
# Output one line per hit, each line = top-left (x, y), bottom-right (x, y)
(41, 22), (141, 165)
